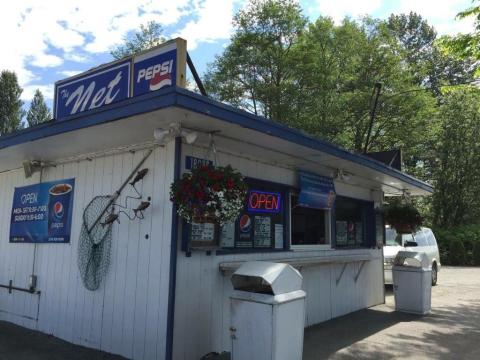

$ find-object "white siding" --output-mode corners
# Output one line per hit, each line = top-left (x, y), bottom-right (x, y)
(0, 144), (176, 360)
(173, 145), (384, 360)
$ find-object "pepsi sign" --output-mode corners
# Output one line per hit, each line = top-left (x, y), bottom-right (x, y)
(133, 42), (177, 96)
(53, 38), (186, 121)
(10, 178), (75, 243)
(55, 60), (131, 121)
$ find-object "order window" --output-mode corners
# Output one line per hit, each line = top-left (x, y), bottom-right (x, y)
(335, 196), (365, 247)
(218, 179), (287, 250)
(291, 195), (330, 246)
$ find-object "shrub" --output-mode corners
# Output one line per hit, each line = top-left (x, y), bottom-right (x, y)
(449, 239), (467, 266)
(473, 242), (480, 266)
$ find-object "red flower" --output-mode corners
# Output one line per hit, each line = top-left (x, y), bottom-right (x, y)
(196, 191), (204, 200)
(212, 184), (220, 192)
(226, 179), (235, 189)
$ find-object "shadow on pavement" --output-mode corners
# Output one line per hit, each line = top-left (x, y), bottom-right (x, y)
(303, 306), (420, 359)
(0, 320), (125, 360)
(304, 290), (480, 359)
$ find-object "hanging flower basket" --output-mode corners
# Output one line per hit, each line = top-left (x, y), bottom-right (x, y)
(170, 164), (248, 225)
(380, 201), (423, 234)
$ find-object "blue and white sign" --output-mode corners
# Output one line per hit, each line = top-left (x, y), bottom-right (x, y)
(133, 43), (177, 97)
(185, 156), (213, 170)
(298, 171), (336, 209)
(10, 179), (75, 243)
(55, 60), (131, 120)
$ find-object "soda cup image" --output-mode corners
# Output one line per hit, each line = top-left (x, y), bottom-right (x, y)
(48, 183), (72, 238)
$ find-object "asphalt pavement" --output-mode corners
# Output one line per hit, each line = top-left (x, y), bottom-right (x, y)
(303, 267), (480, 359)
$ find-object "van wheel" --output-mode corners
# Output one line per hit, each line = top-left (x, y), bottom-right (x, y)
(431, 263), (438, 286)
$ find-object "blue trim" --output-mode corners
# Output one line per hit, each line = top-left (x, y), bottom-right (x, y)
(0, 86), (432, 193)
(165, 137), (181, 360)
(175, 88), (433, 194)
(0, 86), (177, 150)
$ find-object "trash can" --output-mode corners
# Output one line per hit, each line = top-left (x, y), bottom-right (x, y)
(392, 251), (431, 315)
(230, 261), (306, 360)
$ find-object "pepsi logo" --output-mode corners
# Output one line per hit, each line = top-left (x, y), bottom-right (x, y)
(150, 73), (171, 91)
(239, 214), (252, 233)
(136, 60), (174, 91)
(53, 201), (64, 220)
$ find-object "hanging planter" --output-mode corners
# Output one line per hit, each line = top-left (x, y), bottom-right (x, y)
(380, 200), (423, 234)
(170, 164), (248, 226)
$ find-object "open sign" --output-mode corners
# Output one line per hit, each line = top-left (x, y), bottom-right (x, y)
(247, 190), (281, 213)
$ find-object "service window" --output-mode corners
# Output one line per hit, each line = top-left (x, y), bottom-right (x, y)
(335, 196), (366, 247)
(290, 194), (330, 247)
(219, 179), (287, 251)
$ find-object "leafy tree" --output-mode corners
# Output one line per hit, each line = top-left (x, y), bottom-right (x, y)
(111, 21), (165, 59)
(449, 239), (467, 265)
(204, 0), (307, 121)
(293, 16), (436, 160)
(443, 1), (480, 61)
(432, 88), (480, 228)
(26, 89), (51, 126)
(387, 12), (476, 97)
(0, 70), (24, 136)
(473, 241), (480, 265)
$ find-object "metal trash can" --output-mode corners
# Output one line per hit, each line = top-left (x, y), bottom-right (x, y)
(230, 261), (306, 360)
(392, 251), (432, 315)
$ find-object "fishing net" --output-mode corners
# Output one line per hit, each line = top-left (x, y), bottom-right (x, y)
(78, 195), (114, 291)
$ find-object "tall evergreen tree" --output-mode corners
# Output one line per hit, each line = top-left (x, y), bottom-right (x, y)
(0, 70), (24, 136)
(26, 89), (51, 127)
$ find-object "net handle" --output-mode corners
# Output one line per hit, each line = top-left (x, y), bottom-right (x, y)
(87, 148), (154, 234)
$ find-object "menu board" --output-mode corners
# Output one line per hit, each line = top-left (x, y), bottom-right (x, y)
(274, 224), (284, 249)
(254, 216), (271, 247)
(336, 221), (348, 246)
(220, 221), (235, 248)
(190, 222), (217, 248)
(191, 222), (215, 241)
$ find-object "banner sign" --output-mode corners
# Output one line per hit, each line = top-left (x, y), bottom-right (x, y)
(10, 179), (75, 243)
(185, 156), (213, 170)
(54, 38), (186, 121)
(247, 190), (281, 213)
(298, 171), (336, 209)
(133, 42), (177, 97)
(55, 60), (131, 120)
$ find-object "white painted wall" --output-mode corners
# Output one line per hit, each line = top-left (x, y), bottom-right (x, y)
(0, 144), (176, 360)
(173, 145), (384, 360)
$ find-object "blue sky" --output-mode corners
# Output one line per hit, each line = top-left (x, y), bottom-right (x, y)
(0, 0), (475, 111)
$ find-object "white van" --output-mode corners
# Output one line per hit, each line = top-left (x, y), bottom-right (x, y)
(384, 226), (441, 285)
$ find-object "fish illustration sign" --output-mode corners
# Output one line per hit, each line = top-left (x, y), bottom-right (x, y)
(54, 38), (187, 121)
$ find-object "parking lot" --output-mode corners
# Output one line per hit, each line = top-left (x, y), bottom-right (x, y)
(304, 267), (480, 359)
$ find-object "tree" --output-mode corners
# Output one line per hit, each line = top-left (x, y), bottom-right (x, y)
(386, 12), (476, 97)
(0, 70), (24, 136)
(432, 88), (480, 228)
(204, 0), (307, 121)
(111, 21), (165, 59)
(443, 1), (480, 61)
(26, 89), (51, 127)
(293, 16), (436, 159)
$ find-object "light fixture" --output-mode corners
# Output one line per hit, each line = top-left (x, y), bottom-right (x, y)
(335, 169), (352, 182)
(154, 123), (198, 144)
(23, 160), (56, 178)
